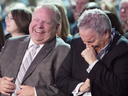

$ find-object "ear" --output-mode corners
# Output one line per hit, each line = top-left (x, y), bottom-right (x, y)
(104, 29), (111, 39)
(56, 23), (60, 30)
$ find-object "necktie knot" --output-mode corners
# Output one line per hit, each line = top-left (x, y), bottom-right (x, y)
(32, 44), (40, 56)
(33, 44), (40, 49)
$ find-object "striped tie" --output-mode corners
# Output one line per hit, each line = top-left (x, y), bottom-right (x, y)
(12, 44), (39, 96)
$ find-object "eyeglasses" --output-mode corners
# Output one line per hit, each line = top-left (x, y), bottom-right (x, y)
(5, 16), (14, 21)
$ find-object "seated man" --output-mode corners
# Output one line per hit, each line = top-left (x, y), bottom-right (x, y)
(0, 3), (70, 96)
(56, 9), (128, 96)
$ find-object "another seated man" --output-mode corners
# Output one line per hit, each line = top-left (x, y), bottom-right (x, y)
(0, 3), (70, 96)
(56, 9), (128, 96)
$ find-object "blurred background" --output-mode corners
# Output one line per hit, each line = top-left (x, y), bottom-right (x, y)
(0, 0), (121, 35)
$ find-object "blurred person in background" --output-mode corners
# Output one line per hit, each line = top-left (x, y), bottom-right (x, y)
(5, 7), (32, 39)
(2, 1), (27, 39)
(0, 5), (1, 23)
(73, 2), (102, 37)
(0, 21), (5, 52)
(97, 0), (120, 18)
(119, 0), (128, 34)
(98, 1), (117, 16)
(75, 0), (95, 22)
(53, 2), (73, 44)
(28, 0), (36, 6)
(70, 0), (95, 36)
(0, 3), (5, 52)
(105, 10), (124, 35)
(27, 5), (36, 12)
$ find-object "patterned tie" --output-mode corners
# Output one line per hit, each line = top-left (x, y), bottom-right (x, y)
(12, 44), (39, 96)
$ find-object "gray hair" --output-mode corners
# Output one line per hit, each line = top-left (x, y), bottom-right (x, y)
(77, 9), (112, 36)
(34, 3), (61, 25)
(121, 0), (128, 3)
(120, 0), (128, 8)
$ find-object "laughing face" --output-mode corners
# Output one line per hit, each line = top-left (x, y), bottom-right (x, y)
(29, 7), (59, 44)
(79, 28), (110, 54)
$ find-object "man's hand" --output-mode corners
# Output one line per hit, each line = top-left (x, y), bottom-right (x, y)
(0, 76), (15, 96)
(16, 85), (35, 96)
(79, 78), (90, 92)
(81, 47), (97, 65)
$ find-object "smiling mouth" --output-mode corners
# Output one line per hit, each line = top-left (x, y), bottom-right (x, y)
(35, 30), (44, 34)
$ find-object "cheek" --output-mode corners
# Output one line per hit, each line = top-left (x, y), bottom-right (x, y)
(30, 21), (37, 28)
(13, 23), (18, 28)
(92, 42), (99, 49)
(29, 23), (32, 32)
(12, 23), (18, 29)
(29, 22), (36, 32)
(126, 12), (128, 16)
(10, 21), (17, 28)
(48, 27), (56, 37)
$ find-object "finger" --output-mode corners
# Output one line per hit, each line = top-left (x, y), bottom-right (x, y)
(4, 77), (14, 82)
(4, 84), (16, 90)
(1, 91), (11, 96)
(86, 78), (90, 82)
(18, 84), (22, 89)
(81, 51), (84, 57)
(18, 84), (26, 89)
(4, 80), (16, 89)
(16, 89), (21, 95)
(85, 79), (90, 84)
(3, 82), (16, 92)
(3, 87), (14, 93)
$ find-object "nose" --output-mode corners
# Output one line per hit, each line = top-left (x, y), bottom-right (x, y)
(37, 22), (44, 29)
(86, 43), (92, 48)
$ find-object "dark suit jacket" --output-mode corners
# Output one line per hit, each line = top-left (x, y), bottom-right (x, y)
(0, 35), (70, 96)
(56, 32), (128, 96)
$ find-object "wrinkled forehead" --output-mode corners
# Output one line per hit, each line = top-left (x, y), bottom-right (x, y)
(32, 7), (55, 19)
(33, 7), (54, 15)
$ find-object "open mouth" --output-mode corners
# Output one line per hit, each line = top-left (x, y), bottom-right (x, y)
(35, 30), (45, 34)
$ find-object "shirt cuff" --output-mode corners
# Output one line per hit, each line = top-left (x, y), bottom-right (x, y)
(72, 82), (85, 96)
(34, 87), (37, 96)
(86, 60), (98, 73)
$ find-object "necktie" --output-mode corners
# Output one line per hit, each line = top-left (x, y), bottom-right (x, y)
(12, 44), (39, 96)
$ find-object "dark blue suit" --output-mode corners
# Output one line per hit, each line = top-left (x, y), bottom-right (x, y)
(56, 32), (128, 96)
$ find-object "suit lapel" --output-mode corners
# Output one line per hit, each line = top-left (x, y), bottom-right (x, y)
(22, 37), (56, 83)
(12, 36), (30, 80)
(100, 33), (121, 68)
(101, 32), (120, 61)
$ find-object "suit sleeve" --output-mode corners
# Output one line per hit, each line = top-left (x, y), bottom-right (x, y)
(88, 51), (128, 96)
(56, 41), (82, 96)
(0, 39), (9, 78)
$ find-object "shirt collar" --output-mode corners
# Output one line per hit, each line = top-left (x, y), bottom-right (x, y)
(97, 28), (115, 59)
(28, 39), (44, 48)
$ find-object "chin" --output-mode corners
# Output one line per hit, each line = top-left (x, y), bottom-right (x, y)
(6, 30), (10, 33)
